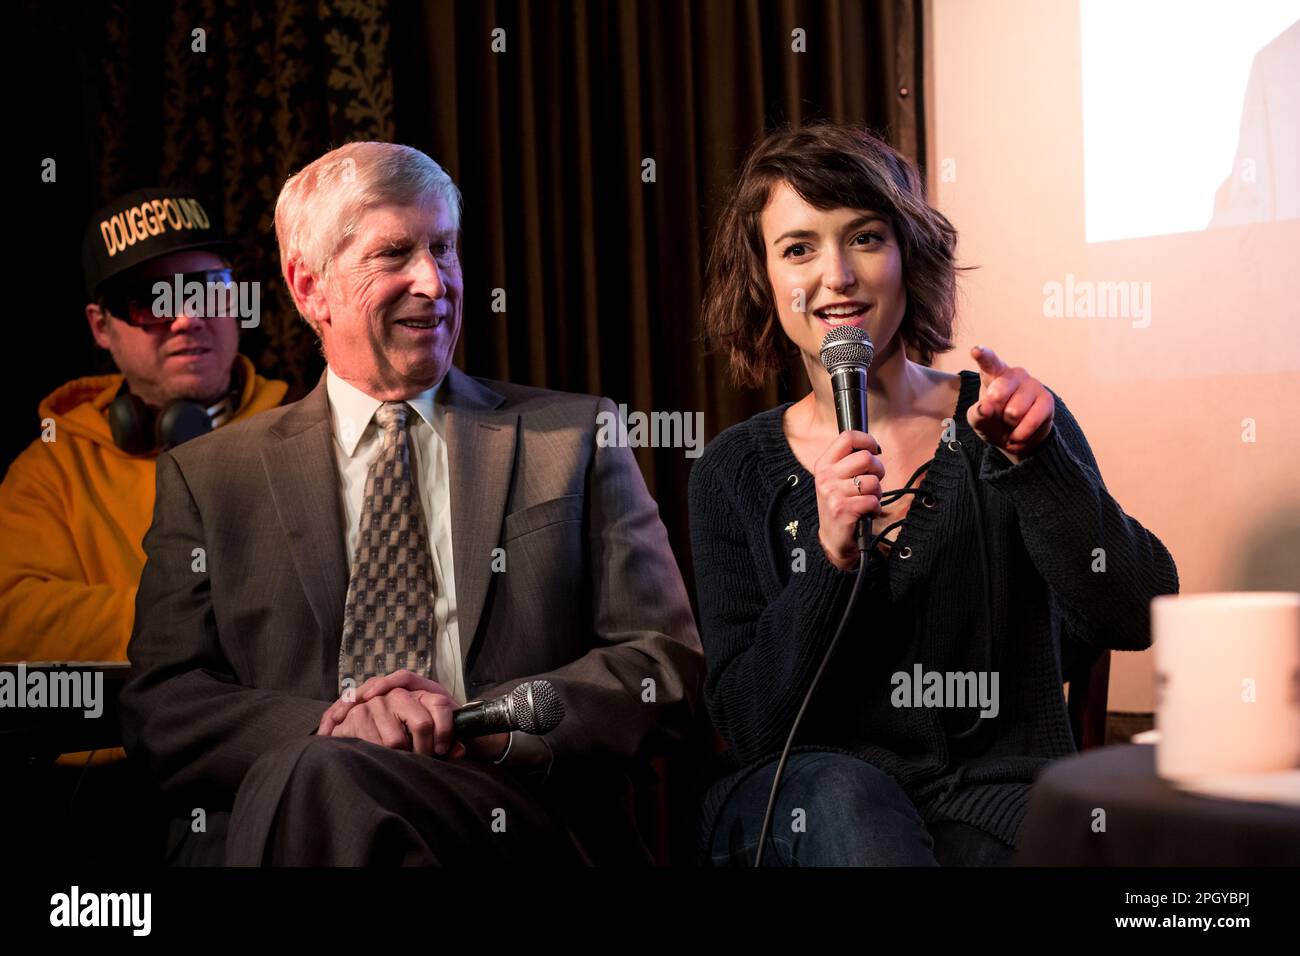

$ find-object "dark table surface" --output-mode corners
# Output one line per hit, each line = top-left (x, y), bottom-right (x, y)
(1014, 743), (1300, 866)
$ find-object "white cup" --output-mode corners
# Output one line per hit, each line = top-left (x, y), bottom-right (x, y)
(1152, 592), (1300, 781)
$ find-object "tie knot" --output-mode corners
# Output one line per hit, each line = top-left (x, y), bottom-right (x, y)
(374, 401), (410, 433)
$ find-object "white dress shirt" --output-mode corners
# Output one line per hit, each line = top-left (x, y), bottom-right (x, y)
(326, 367), (465, 705)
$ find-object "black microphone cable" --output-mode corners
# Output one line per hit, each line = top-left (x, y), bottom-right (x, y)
(753, 519), (871, 867)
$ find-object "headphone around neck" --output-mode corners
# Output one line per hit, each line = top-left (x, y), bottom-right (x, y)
(107, 368), (242, 455)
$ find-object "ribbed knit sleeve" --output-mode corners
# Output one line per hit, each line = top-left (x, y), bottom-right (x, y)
(688, 431), (884, 765)
(978, 390), (1180, 651)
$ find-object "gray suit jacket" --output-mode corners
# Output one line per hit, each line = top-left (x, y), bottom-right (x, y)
(119, 366), (704, 862)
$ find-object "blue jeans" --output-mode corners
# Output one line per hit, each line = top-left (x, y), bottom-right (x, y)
(708, 752), (1015, 866)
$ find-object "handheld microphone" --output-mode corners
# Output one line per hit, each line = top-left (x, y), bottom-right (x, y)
(453, 679), (564, 738)
(819, 326), (875, 551)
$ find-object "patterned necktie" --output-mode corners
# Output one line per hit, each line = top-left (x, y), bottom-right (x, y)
(339, 401), (437, 693)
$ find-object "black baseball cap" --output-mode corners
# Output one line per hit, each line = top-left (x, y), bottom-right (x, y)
(82, 187), (241, 298)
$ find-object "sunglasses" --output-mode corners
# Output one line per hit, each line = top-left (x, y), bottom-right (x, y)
(101, 268), (237, 327)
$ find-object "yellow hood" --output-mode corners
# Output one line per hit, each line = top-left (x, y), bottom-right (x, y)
(36, 353), (287, 451)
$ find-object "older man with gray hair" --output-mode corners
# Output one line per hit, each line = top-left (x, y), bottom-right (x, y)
(119, 142), (704, 865)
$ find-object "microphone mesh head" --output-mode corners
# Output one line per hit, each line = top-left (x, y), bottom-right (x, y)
(509, 680), (565, 734)
(819, 325), (874, 373)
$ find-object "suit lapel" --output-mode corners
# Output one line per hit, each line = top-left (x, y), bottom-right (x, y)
(260, 372), (349, 689)
(442, 367), (516, 672)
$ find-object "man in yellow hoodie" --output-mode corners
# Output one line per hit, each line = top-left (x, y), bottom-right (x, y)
(0, 188), (287, 673)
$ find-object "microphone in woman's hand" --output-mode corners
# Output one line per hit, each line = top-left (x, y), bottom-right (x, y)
(820, 327), (875, 551)
(819, 325), (874, 433)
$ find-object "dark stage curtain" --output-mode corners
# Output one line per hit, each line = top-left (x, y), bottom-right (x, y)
(391, 0), (927, 587)
(33, 0), (924, 573)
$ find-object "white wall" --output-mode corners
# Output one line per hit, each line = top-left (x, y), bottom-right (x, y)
(926, 0), (1300, 711)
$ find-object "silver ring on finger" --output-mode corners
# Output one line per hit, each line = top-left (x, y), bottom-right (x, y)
(853, 475), (863, 495)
